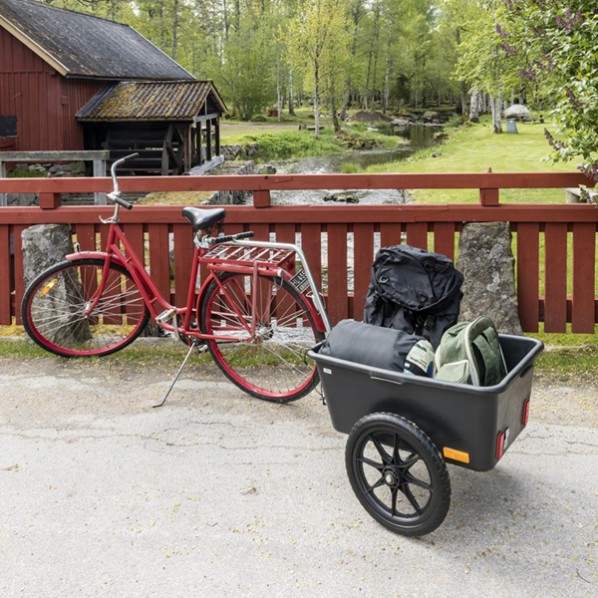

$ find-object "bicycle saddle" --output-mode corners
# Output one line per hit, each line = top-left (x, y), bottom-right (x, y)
(181, 207), (225, 232)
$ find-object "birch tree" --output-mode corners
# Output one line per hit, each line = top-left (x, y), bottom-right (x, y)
(289, 0), (350, 138)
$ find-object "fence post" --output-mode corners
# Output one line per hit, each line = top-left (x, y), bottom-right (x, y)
(39, 192), (62, 209)
(480, 187), (499, 206)
(253, 190), (271, 208)
(0, 159), (6, 206)
(93, 158), (107, 205)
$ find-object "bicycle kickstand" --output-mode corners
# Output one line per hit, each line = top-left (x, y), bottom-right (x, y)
(153, 339), (200, 408)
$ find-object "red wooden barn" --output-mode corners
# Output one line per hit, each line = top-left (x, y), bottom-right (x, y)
(0, 0), (225, 174)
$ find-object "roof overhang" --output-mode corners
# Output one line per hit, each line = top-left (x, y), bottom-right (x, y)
(0, 14), (69, 76)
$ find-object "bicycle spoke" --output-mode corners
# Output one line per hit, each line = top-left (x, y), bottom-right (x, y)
(201, 273), (322, 402)
(23, 261), (149, 357)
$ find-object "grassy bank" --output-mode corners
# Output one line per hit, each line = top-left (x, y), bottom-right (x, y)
(367, 116), (578, 203)
(221, 112), (581, 203)
(220, 109), (405, 162)
(1, 333), (596, 378)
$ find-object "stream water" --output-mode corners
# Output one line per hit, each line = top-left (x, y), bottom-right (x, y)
(268, 124), (439, 206)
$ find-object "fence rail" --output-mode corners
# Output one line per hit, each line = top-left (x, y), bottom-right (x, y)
(0, 171), (596, 332)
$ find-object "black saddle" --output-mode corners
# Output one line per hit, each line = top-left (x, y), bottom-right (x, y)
(181, 207), (225, 233)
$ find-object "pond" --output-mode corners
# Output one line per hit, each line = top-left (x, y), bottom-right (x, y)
(268, 124), (440, 206)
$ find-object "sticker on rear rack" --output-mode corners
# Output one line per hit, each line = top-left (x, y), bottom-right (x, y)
(289, 269), (310, 293)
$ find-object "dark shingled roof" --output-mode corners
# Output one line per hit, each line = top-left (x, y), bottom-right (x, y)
(0, 0), (194, 80)
(77, 81), (226, 121)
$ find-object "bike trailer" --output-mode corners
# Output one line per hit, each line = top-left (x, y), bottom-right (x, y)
(309, 334), (543, 472)
(308, 334), (543, 536)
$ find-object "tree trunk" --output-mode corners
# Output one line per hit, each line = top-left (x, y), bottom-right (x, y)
(276, 60), (282, 122)
(340, 90), (350, 121)
(382, 28), (392, 113)
(329, 81), (341, 133)
(314, 63), (320, 140)
(469, 88), (480, 122)
(491, 93), (503, 133)
(172, 0), (179, 60)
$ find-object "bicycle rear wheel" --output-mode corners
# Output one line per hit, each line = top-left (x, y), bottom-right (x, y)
(21, 258), (149, 357)
(200, 272), (324, 402)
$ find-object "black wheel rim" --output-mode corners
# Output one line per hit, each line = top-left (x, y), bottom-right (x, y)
(352, 426), (435, 527)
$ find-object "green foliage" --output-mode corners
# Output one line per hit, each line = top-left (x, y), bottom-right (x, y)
(210, 17), (276, 120)
(499, 0), (598, 180)
(242, 130), (345, 160)
(36, 0), (595, 170)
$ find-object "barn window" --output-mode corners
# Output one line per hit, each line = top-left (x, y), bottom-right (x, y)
(0, 115), (17, 137)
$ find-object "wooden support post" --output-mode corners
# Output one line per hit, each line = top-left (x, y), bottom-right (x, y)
(480, 187), (499, 206)
(253, 190), (271, 208)
(93, 158), (107, 205)
(0, 159), (6, 206)
(215, 120), (221, 157)
(39, 192), (61, 210)
(206, 120), (212, 162)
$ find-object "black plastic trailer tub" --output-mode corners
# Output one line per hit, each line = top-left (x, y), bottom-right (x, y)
(307, 335), (544, 536)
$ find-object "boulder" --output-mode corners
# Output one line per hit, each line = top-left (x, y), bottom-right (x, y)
(455, 222), (523, 335)
(504, 104), (530, 120)
(257, 164), (277, 175)
(22, 224), (73, 288)
(422, 111), (439, 122)
(21, 224), (91, 344)
(323, 191), (360, 204)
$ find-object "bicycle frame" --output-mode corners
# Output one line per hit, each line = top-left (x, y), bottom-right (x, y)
(66, 217), (330, 342)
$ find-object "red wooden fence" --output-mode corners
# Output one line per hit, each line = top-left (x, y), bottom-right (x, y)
(0, 171), (596, 332)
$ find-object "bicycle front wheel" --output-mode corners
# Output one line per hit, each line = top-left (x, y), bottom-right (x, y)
(200, 272), (324, 402)
(21, 258), (149, 357)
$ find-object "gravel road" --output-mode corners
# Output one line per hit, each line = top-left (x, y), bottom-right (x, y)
(0, 351), (596, 598)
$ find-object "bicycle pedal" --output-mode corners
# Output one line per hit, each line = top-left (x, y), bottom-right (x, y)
(156, 308), (177, 324)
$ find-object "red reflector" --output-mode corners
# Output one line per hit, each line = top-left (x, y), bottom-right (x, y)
(522, 399), (530, 426)
(496, 431), (505, 460)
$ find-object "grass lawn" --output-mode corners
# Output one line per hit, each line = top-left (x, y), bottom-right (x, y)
(367, 116), (580, 203)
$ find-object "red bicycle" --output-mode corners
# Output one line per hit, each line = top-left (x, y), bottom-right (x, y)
(21, 154), (330, 403)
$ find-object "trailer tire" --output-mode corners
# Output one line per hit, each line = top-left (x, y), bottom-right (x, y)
(345, 412), (451, 536)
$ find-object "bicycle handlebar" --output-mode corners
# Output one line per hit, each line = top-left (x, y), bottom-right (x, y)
(208, 231), (255, 244)
(107, 192), (133, 210)
(105, 153), (139, 213)
(110, 153), (139, 193)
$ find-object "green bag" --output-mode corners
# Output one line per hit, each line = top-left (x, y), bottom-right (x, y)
(434, 316), (507, 386)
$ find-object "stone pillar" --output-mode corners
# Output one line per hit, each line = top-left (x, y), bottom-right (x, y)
(22, 224), (91, 344)
(456, 222), (523, 335)
(22, 224), (73, 288)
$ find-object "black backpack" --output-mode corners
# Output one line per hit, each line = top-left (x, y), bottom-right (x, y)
(363, 244), (464, 349)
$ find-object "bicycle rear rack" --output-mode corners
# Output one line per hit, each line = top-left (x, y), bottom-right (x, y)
(207, 239), (331, 335)
(203, 243), (295, 269)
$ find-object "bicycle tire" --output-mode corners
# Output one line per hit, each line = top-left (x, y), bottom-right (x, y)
(21, 258), (150, 357)
(346, 412), (451, 536)
(199, 272), (324, 402)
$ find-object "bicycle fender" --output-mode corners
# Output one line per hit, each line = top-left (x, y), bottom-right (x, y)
(65, 251), (126, 268)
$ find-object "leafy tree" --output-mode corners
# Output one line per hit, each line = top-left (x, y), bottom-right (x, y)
(211, 12), (276, 120)
(449, 0), (523, 132)
(289, 0), (351, 138)
(499, 0), (598, 182)
(40, 0), (132, 20)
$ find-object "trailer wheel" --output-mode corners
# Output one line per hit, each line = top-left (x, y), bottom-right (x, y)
(346, 412), (451, 536)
